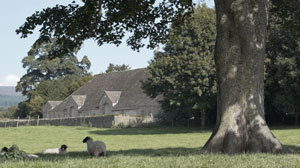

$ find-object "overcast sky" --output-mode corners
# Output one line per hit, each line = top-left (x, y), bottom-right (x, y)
(0, 0), (214, 86)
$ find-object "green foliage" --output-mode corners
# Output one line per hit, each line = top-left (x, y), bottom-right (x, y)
(105, 63), (131, 73)
(16, 0), (194, 55)
(270, 0), (300, 37)
(264, 0), (300, 125)
(143, 6), (216, 123)
(0, 106), (18, 119)
(16, 38), (90, 96)
(14, 102), (29, 118)
(3, 145), (28, 160)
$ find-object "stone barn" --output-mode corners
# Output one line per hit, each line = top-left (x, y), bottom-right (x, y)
(42, 68), (161, 119)
(42, 101), (62, 118)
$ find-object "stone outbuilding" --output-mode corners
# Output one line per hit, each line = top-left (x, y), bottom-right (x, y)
(42, 101), (62, 118)
(42, 68), (161, 119)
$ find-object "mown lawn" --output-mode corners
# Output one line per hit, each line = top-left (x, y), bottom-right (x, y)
(0, 126), (300, 168)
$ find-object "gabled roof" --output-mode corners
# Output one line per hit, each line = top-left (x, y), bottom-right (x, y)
(104, 91), (121, 106)
(50, 68), (160, 113)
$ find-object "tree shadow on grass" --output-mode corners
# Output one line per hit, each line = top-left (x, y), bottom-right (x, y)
(285, 145), (300, 153)
(88, 127), (211, 136)
(107, 147), (202, 157)
(5, 147), (202, 162)
(0, 151), (90, 162)
(270, 126), (300, 131)
(55, 147), (201, 159)
(18, 151), (91, 161)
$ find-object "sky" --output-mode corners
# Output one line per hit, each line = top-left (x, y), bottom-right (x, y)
(0, 0), (214, 86)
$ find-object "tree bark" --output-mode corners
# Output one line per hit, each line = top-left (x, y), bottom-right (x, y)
(200, 0), (290, 154)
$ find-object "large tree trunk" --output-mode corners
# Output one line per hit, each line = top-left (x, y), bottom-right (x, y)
(200, 0), (289, 154)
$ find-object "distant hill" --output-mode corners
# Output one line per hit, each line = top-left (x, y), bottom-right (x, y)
(0, 86), (23, 96)
(0, 86), (26, 108)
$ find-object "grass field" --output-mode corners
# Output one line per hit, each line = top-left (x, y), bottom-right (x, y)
(0, 126), (300, 168)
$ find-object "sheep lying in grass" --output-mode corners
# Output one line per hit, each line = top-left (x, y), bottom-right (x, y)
(82, 136), (106, 157)
(42, 144), (68, 154)
(27, 153), (39, 158)
(0, 147), (8, 156)
(1, 146), (39, 158)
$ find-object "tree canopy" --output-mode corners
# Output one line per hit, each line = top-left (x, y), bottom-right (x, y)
(16, 0), (194, 55)
(16, 38), (91, 96)
(16, 38), (92, 118)
(264, 0), (300, 126)
(105, 63), (131, 73)
(143, 5), (216, 127)
(270, 0), (300, 37)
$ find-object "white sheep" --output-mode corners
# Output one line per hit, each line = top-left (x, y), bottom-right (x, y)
(27, 153), (40, 158)
(82, 136), (106, 157)
(42, 144), (68, 154)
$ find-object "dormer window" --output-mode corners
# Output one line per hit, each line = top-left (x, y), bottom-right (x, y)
(99, 91), (122, 115)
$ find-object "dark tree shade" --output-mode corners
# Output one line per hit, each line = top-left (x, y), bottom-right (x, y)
(270, 0), (300, 37)
(264, 0), (300, 126)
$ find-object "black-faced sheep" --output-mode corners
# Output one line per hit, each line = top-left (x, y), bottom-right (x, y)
(1, 146), (39, 158)
(42, 144), (68, 154)
(0, 147), (8, 156)
(82, 136), (106, 157)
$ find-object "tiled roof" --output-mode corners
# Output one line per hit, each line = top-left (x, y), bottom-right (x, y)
(50, 68), (160, 113)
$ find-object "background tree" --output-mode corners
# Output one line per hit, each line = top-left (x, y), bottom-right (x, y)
(264, 0), (300, 126)
(270, 0), (300, 37)
(105, 63), (131, 73)
(16, 38), (92, 118)
(143, 5), (216, 128)
(17, 0), (289, 153)
(16, 38), (91, 95)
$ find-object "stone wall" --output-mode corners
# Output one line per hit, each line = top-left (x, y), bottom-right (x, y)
(0, 114), (153, 128)
(114, 115), (153, 127)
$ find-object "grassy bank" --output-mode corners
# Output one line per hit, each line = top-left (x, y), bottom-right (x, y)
(0, 126), (300, 167)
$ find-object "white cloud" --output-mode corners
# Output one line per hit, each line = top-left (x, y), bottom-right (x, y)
(0, 75), (20, 86)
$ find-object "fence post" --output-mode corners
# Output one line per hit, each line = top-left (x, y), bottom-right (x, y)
(37, 115), (39, 126)
(28, 116), (30, 126)
(188, 119), (190, 129)
(17, 116), (19, 127)
(5, 121), (6, 128)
